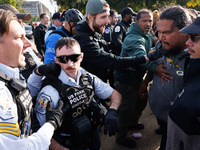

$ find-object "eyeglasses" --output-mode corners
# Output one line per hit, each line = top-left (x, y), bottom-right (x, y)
(56, 54), (81, 63)
(188, 34), (200, 43)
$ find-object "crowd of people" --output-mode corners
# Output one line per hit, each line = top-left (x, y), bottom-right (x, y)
(0, 0), (200, 149)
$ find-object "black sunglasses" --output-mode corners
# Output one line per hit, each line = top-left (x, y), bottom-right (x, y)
(56, 54), (81, 63)
(58, 18), (65, 22)
(189, 34), (200, 43)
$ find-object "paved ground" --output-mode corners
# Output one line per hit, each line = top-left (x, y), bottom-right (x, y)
(100, 102), (161, 150)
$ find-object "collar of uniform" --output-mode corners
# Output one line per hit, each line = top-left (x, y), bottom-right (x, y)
(121, 20), (130, 27)
(51, 23), (57, 28)
(58, 69), (82, 86)
(0, 63), (20, 79)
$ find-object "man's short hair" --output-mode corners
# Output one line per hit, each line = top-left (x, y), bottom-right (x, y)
(40, 13), (46, 19)
(136, 9), (152, 21)
(0, 9), (17, 38)
(55, 37), (81, 54)
(159, 5), (192, 29)
(110, 9), (117, 17)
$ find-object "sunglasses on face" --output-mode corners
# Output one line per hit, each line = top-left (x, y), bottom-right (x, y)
(188, 34), (200, 43)
(57, 18), (64, 22)
(56, 54), (81, 63)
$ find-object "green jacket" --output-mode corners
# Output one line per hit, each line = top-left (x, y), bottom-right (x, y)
(114, 22), (157, 84)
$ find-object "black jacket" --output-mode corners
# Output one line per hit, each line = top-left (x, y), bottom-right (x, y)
(73, 21), (146, 82)
(34, 23), (48, 55)
(103, 24), (113, 42)
(111, 20), (130, 55)
(169, 57), (200, 135)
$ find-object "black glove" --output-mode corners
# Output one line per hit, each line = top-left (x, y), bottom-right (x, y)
(46, 100), (67, 130)
(35, 62), (61, 81)
(104, 108), (119, 136)
(147, 48), (163, 61)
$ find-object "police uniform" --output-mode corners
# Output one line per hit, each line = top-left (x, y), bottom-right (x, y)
(103, 24), (113, 43)
(35, 67), (113, 149)
(111, 20), (130, 56)
(0, 63), (55, 150)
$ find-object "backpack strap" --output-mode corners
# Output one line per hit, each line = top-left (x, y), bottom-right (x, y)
(49, 30), (67, 38)
(47, 26), (56, 31)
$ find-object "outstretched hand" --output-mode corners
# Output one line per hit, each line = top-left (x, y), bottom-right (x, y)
(155, 64), (172, 85)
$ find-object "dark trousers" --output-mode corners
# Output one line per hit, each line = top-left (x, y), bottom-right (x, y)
(115, 81), (148, 140)
(157, 118), (167, 150)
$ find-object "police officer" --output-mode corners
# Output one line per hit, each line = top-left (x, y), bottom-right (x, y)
(34, 37), (122, 150)
(0, 4), (42, 80)
(103, 9), (118, 44)
(0, 9), (67, 149)
(111, 7), (137, 55)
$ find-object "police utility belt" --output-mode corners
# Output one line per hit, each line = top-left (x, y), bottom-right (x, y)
(0, 71), (33, 138)
(43, 73), (101, 148)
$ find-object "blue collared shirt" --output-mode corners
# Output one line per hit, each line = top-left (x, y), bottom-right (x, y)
(35, 67), (113, 126)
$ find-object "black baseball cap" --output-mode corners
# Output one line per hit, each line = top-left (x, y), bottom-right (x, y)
(121, 7), (137, 18)
(52, 12), (60, 19)
(0, 4), (31, 21)
(52, 12), (65, 22)
(180, 14), (200, 34)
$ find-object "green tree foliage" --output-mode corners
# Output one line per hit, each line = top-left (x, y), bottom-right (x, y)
(52, 0), (88, 13)
(0, 0), (16, 6)
(186, 0), (200, 9)
(0, 0), (26, 13)
(52, 0), (198, 14)
(16, 0), (26, 13)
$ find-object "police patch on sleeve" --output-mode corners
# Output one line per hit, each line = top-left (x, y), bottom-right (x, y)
(36, 94), (52, 115)
(0, 90), (14, 120)
(104, 28), (110, 34)
(114, 26), (120, 32)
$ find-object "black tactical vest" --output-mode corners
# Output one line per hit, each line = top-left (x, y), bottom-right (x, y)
(43, 73), (101, 148)
(0, 72), (33, 138)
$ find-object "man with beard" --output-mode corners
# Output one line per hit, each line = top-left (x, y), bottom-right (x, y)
(166, 14), (200, 150)
(111, 7), (137, 56)
(140, 5), (191, 150)
(114, 9), (167, 148)
(73, 0), (163, 83)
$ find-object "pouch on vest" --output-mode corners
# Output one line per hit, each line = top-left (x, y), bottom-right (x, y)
(71, 115), (91, 145)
